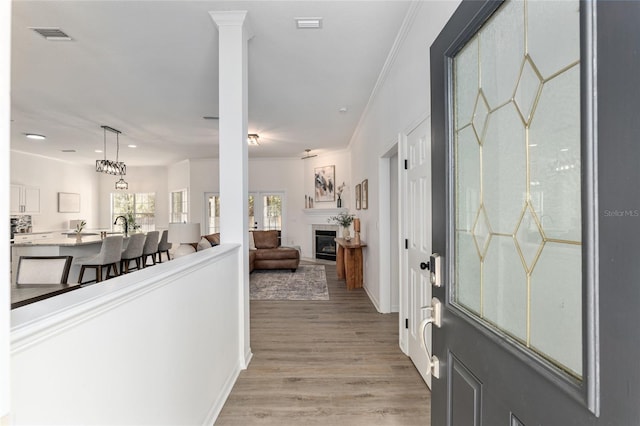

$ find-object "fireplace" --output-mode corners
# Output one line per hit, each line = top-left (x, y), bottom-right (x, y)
(315, 229), (337, 261)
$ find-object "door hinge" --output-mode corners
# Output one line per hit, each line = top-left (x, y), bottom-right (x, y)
(404, 159), (408, 170)
(405, 318), (409, 329)
(405, 239), (409, 249)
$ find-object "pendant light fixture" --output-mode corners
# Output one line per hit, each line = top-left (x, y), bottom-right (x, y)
(96, 125), (126, 176)
(115, 175), (128, 190)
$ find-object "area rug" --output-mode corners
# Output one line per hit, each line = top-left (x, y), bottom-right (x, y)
(250, 265), (329, 301)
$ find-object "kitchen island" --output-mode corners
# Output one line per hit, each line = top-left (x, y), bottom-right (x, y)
(11, 233), (127, 285)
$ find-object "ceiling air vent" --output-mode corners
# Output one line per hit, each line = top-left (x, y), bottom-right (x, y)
(30, 27), (72, 41)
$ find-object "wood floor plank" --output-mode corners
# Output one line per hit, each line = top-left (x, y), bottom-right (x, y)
(215, 263), (431, 425)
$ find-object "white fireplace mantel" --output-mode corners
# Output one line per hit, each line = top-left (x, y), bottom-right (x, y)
(302, 208), (349, 225)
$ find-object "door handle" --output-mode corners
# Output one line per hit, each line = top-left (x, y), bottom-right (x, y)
(420, 261), (429, 270)
(419, 297), (442, 378)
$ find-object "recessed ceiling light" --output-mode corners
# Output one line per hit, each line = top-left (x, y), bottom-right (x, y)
(128, 144), (137, 148)
(95, 149), (103, 153)
(295, 17), (323, 29)
(560, 148), (569, 152)
(339, 107), (348, 113)
(25, 133), (46, 140)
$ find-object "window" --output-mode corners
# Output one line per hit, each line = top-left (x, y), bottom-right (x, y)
(170, 189), (188, 223)
(206, 192), (284, 234)
(250, 192), (283, 231)
(206, 193), (221, 234)
(262, 194), (282, 231)
(111, 192), (156, 233)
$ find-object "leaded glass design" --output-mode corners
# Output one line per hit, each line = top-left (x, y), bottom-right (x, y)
(453, 0), (581, 378)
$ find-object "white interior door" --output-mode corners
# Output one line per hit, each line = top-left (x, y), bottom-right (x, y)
(405, 119), (432, 388)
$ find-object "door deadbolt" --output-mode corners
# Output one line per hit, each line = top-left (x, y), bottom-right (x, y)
(429, 254), (442, 287)
(420, 262), (429, 270)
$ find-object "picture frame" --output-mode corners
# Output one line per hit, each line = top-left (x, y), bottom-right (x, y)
(355, 183), (361, 210)
(58, 192), (80, 213)
(314, 165), (336, 202)
(361, 179), (368, 210)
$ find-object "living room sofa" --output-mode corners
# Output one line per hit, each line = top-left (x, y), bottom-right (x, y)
(196, 230), (300, 273)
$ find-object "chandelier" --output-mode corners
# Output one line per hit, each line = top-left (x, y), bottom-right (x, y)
(96, 125), (126, 176)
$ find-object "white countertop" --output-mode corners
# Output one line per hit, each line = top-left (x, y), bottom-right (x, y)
(12, 233), (127, 247)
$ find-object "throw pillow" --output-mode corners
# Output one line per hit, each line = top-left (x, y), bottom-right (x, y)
(249, 231), (257, 250)
(204, 233), (220, 245)
(197, 237), (211, 251)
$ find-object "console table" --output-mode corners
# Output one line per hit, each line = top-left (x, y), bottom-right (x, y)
(335, 238), (367, 290)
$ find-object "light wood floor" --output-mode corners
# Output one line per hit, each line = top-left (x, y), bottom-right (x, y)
(215, 263), (431, 425)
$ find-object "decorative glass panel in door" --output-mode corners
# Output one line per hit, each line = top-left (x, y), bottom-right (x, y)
(453, 0), (581, 378)
(262, 195), (282, 231)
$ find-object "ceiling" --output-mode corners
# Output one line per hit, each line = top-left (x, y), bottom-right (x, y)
(10, 0), (412, 167)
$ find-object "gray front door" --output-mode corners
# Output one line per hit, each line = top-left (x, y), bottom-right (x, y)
(430, 1), (640, 424)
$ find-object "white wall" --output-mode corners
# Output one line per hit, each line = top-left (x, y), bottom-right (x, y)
(302, 150), (352, 210)
(168, 159), (190, 194)
(11, 245), (243, 425)
(348, 1), (460, 310)
(189, 158), (220, 235)
(11, 151), (99, 232)
(1, 1), (11, 419)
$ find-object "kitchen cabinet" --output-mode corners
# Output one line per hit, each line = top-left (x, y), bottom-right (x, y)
(11, 184), (40, 214)
(13, 232), (56, 243)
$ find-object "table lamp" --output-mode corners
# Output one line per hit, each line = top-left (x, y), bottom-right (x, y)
(168, 223), (201, 258)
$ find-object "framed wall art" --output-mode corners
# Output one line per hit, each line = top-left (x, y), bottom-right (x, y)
(314, 165), (335, 202)
(355, 183), (361, 210)
(58, 192), (80, 213)
(361, 179), (368, 209)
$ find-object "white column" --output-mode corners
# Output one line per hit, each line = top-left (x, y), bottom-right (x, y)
(209, 11), (252, 367)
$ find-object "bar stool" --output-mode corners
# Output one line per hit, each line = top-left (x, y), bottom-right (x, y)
(156, 229), (171, 263)
(120, 233), (146, 273)
(76, 235), (123, 284)
(141, 231), (159, 267)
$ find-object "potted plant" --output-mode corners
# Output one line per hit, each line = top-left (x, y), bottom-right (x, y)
(125, 208), (141, 233)
(74, 220), (86, 242)
(328, 211), (356, 240)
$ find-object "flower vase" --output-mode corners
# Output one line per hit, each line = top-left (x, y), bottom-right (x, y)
(342, 227), (351, 240)
(337, 196), (342, 208)
(75, 233), (82, 243)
